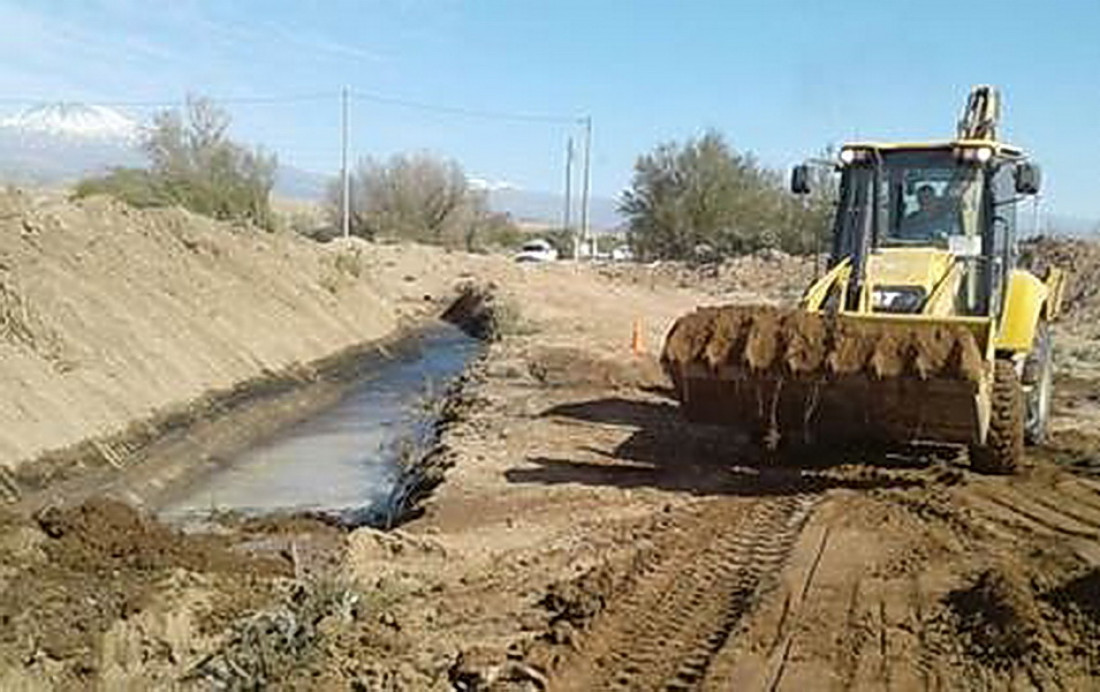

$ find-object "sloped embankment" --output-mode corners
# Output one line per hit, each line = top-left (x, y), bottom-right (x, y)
(0, 190), (495, 486)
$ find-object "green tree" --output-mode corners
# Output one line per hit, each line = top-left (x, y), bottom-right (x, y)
(620, 131), (834, 260)
(325, 152), (517, 251)
(76, 96), (278, 229)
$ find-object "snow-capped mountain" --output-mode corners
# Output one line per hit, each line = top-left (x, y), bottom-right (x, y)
(0, 103), (142, 185)
(0, 101), (326, 200)
(0, 103), (139, 142)
(469, 177), (519, 192)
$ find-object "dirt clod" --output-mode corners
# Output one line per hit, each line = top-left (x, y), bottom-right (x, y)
(945, 567), (1044, 668)
(0, 499), (289, 687)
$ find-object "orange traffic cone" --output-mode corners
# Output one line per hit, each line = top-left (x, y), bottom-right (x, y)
(631, 317), (645, 356)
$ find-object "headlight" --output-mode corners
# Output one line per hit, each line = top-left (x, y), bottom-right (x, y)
(839, 147), (872, 165)
(872, 287), (926, 313)
(954, 146), (994, 163)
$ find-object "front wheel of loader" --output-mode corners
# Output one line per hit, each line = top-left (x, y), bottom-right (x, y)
(971, 359), (1024, 475)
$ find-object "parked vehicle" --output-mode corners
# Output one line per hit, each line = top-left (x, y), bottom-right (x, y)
(514, 238), (558, 263)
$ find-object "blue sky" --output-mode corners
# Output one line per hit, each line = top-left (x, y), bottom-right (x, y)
(1, 0), (1098, 219)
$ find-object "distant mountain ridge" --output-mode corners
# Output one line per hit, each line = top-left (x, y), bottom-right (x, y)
(0, 106), (142, 185)
(0, 101), (626, 228)
(483, 187), (623, 230)
(0, 102), (140, 141)
(0, 102), (331, 202)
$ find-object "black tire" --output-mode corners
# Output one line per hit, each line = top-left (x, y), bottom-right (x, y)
(1023, 321), (1053, 445)
(971, 359), (1024, 475)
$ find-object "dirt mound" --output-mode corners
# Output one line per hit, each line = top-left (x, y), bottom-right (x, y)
(0, 499), (289, 686)
(1022, 237), (1100, 320)
(597, 251), (817, 302)
(1044, 568), (1100, 673)
(945, 567), (1044, 668)
(36, 498), (270, 574)
(926, 562), (1100, 683)
(526, 346), (664, 390)
(443, 282), (501, 340)
(441, 281), (535, 344)
(540, 564), (619, 631)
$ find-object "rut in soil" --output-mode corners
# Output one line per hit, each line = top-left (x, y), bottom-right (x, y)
(553, 494), (818, 691)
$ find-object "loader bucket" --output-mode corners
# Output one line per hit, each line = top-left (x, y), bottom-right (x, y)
(661, 306), (993, 448)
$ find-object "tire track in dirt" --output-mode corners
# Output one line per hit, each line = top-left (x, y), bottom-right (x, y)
(965, 485), (1100, 539)
(551, 494), (817, 692)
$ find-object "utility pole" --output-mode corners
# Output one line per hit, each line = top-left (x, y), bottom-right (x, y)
(579, 116), (592, 260)
(341, 86), (351, 239)
(565, 137), (575, 258)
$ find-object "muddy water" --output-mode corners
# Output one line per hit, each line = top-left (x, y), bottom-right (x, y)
(160, 323), (481, 526)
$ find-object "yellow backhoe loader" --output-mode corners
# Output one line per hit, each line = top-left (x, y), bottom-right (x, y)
(662, 86), (1066, 473)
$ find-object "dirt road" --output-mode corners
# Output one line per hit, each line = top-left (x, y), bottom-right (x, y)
(387, 375), (1100, 690)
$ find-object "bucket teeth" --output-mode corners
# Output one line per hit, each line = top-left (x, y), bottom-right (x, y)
(662, 305), (987, 446)
(665, 305), (983, 382)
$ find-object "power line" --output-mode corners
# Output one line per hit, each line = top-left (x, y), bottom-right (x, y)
(348, 88), (583, 125)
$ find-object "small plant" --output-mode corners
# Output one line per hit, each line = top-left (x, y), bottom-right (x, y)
(318, 271), (341, 294)
(0, 279), (63, 362)
(490, 298), (536, 338)
(333, 248), (364, 278)
(184, 573), (361, 688)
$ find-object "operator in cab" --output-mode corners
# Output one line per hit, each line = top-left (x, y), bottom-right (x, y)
(898, 184), (950, 240)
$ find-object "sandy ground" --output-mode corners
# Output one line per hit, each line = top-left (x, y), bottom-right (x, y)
(2, 191), (1100, 690)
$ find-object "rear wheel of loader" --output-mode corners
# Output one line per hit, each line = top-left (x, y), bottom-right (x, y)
(971, 359), (1024, 475)
(1023, 321), (1053, 445)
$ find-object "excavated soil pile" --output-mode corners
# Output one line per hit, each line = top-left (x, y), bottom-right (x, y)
(944, 567), (1045, 668)
(663, 304), (984, 381)
(441, 282), (500, 340)
(33, 499), (275, 574)
(661, 305), (986, 444)
(597, 250), (816, 301)
(1021, 236), (1100, 379)
(0, 499), (288, 686)
(928, 563), (1100, 681)
(0, 191), (399, 475)
(1022, 237), (1100, 318)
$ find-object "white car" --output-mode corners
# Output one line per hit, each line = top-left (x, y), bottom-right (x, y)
(514, 239), (558, 263)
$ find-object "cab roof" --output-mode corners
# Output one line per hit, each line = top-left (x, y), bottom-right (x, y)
(841, 139), (1025, 158)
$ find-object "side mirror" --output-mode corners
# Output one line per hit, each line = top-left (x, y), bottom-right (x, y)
(1015, 162), (1041, 195)
(790, 164), (810, 195)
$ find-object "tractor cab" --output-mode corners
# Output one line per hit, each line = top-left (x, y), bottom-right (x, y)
(792, 142), (1041, 319)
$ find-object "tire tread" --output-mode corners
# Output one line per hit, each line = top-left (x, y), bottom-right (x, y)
(972, 359), (1023, 474)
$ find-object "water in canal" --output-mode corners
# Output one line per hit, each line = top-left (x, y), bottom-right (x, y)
(160, 322), (481, 527)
